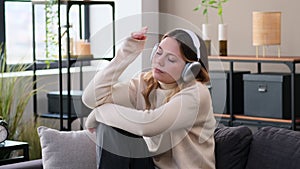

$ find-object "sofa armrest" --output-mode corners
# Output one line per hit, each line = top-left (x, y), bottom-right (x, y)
(0, 159), (43, 169)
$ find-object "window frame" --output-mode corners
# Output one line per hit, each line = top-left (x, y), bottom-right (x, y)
(0, 0), (91, 71)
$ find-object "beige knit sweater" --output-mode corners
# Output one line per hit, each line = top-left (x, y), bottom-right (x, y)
(82, 37), (216, 169)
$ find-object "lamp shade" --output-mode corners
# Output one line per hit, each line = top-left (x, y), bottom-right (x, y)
(252, 12), (281, 46)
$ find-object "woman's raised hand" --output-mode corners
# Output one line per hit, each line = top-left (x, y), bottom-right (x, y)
(131, 26), (148, 40)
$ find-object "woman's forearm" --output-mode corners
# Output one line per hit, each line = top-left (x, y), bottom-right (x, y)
(88, 84), (211, 136)
(82, 37), (145, 109)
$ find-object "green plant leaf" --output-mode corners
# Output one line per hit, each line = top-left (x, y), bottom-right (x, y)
(203, 8), (208, 15)
(209, 0), (217, 5)
(218, 8), (223, 15)
(0, 45), (43, 141)
(194, 5), (201, 11)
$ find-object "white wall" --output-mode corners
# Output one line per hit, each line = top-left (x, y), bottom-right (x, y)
(142, 0), (159, 69)
(89, 0), (160, 79)
(159, 0), (300, 72)
(160, 0), (300, 56)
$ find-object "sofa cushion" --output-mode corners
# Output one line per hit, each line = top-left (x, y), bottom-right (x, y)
(245, 126), (300, 169)
(37, 126), (97, 169)
(214, 126), (252, 169)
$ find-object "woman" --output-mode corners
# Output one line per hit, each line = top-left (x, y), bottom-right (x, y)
(82, 27), (216, 169)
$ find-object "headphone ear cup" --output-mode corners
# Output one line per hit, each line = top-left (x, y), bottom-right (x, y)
(182, 62), (202, 82)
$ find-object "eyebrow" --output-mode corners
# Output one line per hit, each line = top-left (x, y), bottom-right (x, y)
(158, 45), (180, 58)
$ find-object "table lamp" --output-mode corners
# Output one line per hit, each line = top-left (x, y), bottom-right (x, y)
(253, 11), (281, 57)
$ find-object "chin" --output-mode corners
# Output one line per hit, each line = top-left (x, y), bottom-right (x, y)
(154, 76), (175, 84)
(153, 74), (164, 82)
(153, 74), (162, 81)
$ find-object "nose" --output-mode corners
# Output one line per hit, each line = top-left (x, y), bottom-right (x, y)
(154, 53), (166, 67)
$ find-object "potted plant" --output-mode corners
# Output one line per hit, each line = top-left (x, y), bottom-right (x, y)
(194, 0), (217, 56)
(0, 45), (42, 159)
(216, 0), (229, 56)
(45, 0), (58, 59)
(36, 0), (59, 68)
(18, 119), (42, 160)
(194, 0), (229, 56)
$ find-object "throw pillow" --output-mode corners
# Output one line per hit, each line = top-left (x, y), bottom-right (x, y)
(37, 126), (97, 169)
(245, 126), (300, 169)
(214, 126), (253, 169)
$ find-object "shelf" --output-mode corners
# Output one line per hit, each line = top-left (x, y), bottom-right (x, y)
(234, 115), (297, 123)
(214, 113), (300, 129)
(35, 56), (112, 64)
(236, 115), (300, 131)
(32, 0), (115, 131)
(38, 113), (78, 120)
(32, 0), (115, 6)
(214, 113), (300, 123)
(209, 55), (300, 63)
(210, 55), (300, 130)
(214, 113), (230, 118)
(214, 114), (231, 126)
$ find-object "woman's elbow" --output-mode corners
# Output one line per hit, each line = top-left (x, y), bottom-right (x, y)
(136, 127), (162, 137)
(82, 93), (96, 109)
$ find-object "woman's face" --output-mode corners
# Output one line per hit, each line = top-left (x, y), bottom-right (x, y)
(152, 37), (186, 84)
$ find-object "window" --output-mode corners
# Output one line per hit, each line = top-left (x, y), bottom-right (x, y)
(1, 0), (138, 68)
(2, 1), (82, 65)
(5, 1), (33, 64)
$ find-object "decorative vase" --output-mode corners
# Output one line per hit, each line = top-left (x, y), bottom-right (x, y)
(202, 24), (212, 56)
(218, 24), (228, 56)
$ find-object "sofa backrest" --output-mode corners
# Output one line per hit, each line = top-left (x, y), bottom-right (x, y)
(245, 126), (300, 169)
(214, 126), (253, 169)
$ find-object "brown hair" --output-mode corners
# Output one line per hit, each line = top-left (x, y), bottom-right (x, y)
(142, 29), (210, 109)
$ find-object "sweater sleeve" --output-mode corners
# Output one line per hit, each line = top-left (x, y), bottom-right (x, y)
(82, 37), (145, 109)
(86, 83), (211, 137)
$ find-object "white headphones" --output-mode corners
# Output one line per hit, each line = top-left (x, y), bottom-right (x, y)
(150, 28), (202, 82)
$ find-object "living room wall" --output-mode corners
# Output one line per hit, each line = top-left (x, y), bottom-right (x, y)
(159, 0), (300, 72)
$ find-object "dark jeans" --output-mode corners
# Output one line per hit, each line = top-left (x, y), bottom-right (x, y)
(96, 123), (155, 169)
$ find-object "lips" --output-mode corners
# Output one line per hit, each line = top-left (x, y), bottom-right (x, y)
(154, 68), (164, 73)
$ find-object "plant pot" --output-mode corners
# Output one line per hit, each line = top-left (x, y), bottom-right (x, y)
(202, 24), (212, 56)
(204, 40), (211, 56)
(218, 24), (228, 56)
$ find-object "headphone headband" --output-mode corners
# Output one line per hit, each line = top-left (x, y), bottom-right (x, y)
(174, 28), (201, 61)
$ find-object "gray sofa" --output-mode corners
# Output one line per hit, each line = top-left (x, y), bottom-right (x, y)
(1, 126), (300, 169)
